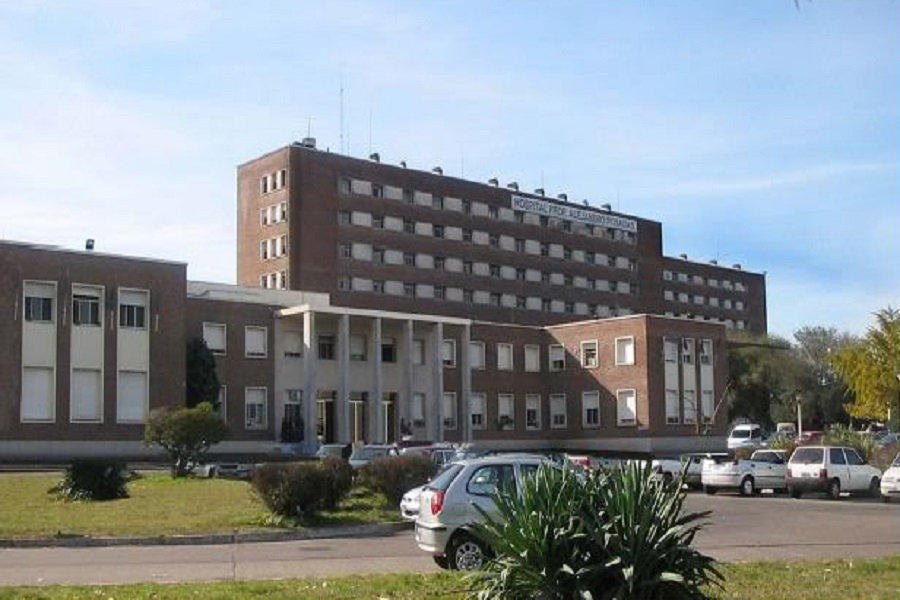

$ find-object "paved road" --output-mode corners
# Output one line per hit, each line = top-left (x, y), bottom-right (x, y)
(1, 494), (898, 586)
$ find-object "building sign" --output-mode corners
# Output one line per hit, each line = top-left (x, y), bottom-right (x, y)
(511, 195), (638, 232)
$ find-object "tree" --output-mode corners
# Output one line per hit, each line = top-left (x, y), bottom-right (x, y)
(791, 326), (858, 426)
(145, 402), (230, 477)
(186, 338), (220, 409)
(830, 308), (900, 422)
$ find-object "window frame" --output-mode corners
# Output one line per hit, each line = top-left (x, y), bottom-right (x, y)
(582, 391), (601, 428)
(549, 393), (567, 429)
(244, 387), (268, 430)
(616, 388), (637, 427)
(244, 326), (268, 359)
(442, 339), (457, 368)
(580, 340), (599, 368)
(202, 322), (227, 355)
(615, 336), (636, 366)
(548, 344), (565, 371)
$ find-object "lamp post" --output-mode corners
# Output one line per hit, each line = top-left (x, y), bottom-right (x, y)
(796, 393), (803, 440)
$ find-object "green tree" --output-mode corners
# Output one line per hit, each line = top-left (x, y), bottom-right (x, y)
(145, 402), (230, 477)
(790, 326), (857, 426)
(830, 308), (900, 423)
(186, 338), (220, 409)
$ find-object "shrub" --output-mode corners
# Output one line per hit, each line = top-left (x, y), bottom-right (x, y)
(767, 435), (798, 459)
(320, 456), (354, 510)
(470, 462), (722, 599)
(52, 459), (129, 501)
(145, 402), (230, 477)
(870, 442), (900, 472)
(822, 424), (878, 462)
(251, 462), (331, 518)
(358, 454), (436, 505)
(732, 447), (754, 460)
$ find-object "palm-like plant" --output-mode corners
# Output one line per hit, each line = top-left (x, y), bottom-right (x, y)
(468, 462), (721, 600)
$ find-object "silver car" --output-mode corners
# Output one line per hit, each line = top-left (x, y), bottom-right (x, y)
(415, 455), (549, 570)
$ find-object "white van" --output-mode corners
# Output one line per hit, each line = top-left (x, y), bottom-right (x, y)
(727, 423), (763, 450)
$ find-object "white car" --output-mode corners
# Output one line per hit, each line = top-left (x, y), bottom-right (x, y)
(787, 446), (881, 500)
(880, 452), (900, 503)
(652, 453), (731, 489)
(727, 423), (764, 450)
(400, 484), (426, 521)
(701, 449), (787, 496)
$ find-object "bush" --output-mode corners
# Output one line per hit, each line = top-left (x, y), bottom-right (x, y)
(251, 462), (332, 518)
(52, 459), (129, 501)
(767, 435), (798, 459)
(732, 447), (754, 460)
(470, 462), (721, 599)
(145, 402), (230, 477)
(358, 454), (436, 505)
(320, 456), (354, 510)
(870, 442), (900, 472)
(822, 424), (878, 462)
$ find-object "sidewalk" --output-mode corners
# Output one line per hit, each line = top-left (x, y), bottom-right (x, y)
(0, 521), (412, 549)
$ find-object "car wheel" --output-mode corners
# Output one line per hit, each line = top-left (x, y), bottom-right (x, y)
(449, 533), (488, 571)
(789, 486), (802, 499)
(703, 485), (717, 495)
(868, 478), (880, 499)
(432, 555), (449, 569)
(827, 479), (841, 500)
(740, 476), (755, 497)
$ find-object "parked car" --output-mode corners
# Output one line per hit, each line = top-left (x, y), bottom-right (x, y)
(415, 455), (550, 570)
(875, 432), (900, 447)
(348, 444), (399, 469)
(880, 452), (900, 503)
(796, 430), (823, 445)
(652, 453), (731, 489)
(701, 449), (787, 496)
(727, 423), (764, 450)
(315, 443), (352, 460)
(786, 446), (881, 500)
(214, 462), (255, 479)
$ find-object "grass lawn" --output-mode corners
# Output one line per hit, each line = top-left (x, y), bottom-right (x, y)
(0, 473), (399, 538)
(0, 556), (899, 599)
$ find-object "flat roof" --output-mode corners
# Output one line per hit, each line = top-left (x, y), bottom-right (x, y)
(0, 239), (186, 267)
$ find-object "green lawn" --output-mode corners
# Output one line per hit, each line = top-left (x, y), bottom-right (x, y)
(0, 473), (398, 538)
(1, 556), (899, 599)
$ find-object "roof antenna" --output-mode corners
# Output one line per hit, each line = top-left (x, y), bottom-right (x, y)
(339, 71), (345, 154)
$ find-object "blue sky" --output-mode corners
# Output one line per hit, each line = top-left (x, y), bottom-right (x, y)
(1, 1), (897, 339)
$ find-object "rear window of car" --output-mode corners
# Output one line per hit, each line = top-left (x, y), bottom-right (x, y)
(731, 429), (751, 439)
(790, 448), (824, 464)
(426, 463), (464, 492)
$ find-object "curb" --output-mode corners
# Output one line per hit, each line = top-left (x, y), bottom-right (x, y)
(0, 521), (413, 549)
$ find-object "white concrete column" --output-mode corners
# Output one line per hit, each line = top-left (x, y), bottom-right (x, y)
(369, 317), (383, 443)
(432, 322), (444, 443)
(302, 311), (317, 453)
(336, 314), (351, 444)
(460, 323), (472, 443)
(401, 320), (414, 435)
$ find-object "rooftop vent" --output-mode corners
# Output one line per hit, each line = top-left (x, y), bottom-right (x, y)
(582, 200), (589, 207)
(732, 263), (742, 270)
(432, 166), (443, 175)
(488, 177), (499, 186)
(300, 137), (316, 149)
(601, 203), (612, 211)
(85, 239), (95, 251)
(369, 152), (380, 163)
(507, 181), (519, 191)
(679, 253), (688, 260)
(709, 259), (718, 265)
(534, 187), (545, 196)
(557, 193), (568, 201)
(399, 160), (407, 168)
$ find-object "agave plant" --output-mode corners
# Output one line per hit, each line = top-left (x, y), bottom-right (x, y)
(468, 462), (721, 600)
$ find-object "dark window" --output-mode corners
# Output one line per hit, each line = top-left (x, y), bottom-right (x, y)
(372, 184), (384, 198)
(516, 296), (527, 309)
(404, 253), (415, 266)
(25, 296), (53, 322)
(462, 200), (472, 215)
(464, 290), (474, 303)
(563, 247), (572, 260)
(490, 293), (501, 306)
(845, 449), (864, 466)
(467, 464), (516, 497)
(433, 224), (445, 238)
(489, 235), (499, 248)
(72, 294), (100, 326)
(434, 285), (446, 300)
(373, 280), (385, 293)
(403, 220), (415, 234)
(488, 206), (499, 219)
(372, 215), (384, 229)
(515, 239), (525, 253)
(381, 340), (397, 363)
(540, 244), (548, 257)
(432, 196), (444, 210)
(402, 189), (414, 204)
(318, 335), (335, 360)
(490, 264), (501, 278)
(435, 257), (446, 270)
(829, 448), (846, 465)
(515, 268), (526, 281)
(462, 228), (473, 242)
(463, 261), (473, 274)
(119, 304), (146, 329)
(338, 210), (351, 225)
(403, 283), (416, 297)
(514, 211), (524, 223)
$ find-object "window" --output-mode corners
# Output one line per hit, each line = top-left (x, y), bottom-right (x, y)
(338, 210), (351, 225)
(434, 256), (446, 271)
(442, 339), (457, 367)
(470, 393), (485, 429)
(434, 285), (446, 300)
(117, 370), (148, 423)
(245, 387), (267, 430)
(403, 252), (415, 266)
(372, 183), (384, 198)
(845, 448), (865, 466)
(699, 339), (713, 365)
(488, 206), (499, 219)
(615, 336), (635, 366)
(829, 447), (846, 465)
(616, 389), (636, 426)
(515, 238), (525, 253)
(489, 292), (501, 306)
(550, 394), (567, 429)
(245, 326), (267, 358)
(540, 243), (548, 257)
(489, 234), (499, 248)
(443, 392), (457, 429)
(412, 339), (425, 365)
(21, 366), (54, 422)
(563, 247), (572, 260)
(71, 368), (102, 422)
(337, 276), (351, 290)
(497, 394), (514, 430)
(582, 391), (600, 428)
(515, 267), (526, 281)
(462, 228), (473, 242)
(549, 344), (565, 371)
(412, 392), (426, 427)
(701, 390), (714, 423)
(514, 211), (525, 223)
(665, 389), (680, 424)
(489, 264), (501, 278)
(117, 289), (148, 329)
(581, 340), (599, 368)
(462, 200), (472, 214)
(259, 239), (270, 260)
(403, 219), (415, 234)
(372, 215), (384, 229)
(525, 394), (541, 430)
(203, 323), (227, 354)
(283, 331), (302, 358)
(318, 335), (335, 360)
(373, 248), (385, 264)
(24, 282), (54, 322)
(402, 189), (414, 204)
(338, 177), (351, 194)
(72, 287), (101, 326)
(433, 224), (445, 238)
(469, 341), (485, 370)
(683, 390), (697, 424)
(542, 298), (552, 312)
(467, 464), (515, 497)
(516, 296), (526, 309)
(217, 385), (228, 420)
(432, 196), (444, 210)
(373, 280), (385, 294)
(463, 260), (473, 274)
(497, 343), (513, 370)
(524, 345), (540, 372)
(464, 290), (474, 303)
(403, 283), (415, 297)
(681, 338), (695, 365)
(350, 334), (367, 361)
(664, 339), (678, 363)
(381, 338), (397, 363)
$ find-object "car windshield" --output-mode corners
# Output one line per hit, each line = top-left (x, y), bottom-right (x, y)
(426, 463), (464, 491)
(731, 429), (751, 439)
(791, 447), (824, 464)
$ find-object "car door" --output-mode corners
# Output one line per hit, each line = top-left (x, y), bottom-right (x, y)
(843, 448), (869, 491)
(464, 463), (516, 523)
(828, 447), (850, 490)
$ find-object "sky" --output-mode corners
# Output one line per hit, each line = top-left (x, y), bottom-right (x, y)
(1, 1), (897, 340)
